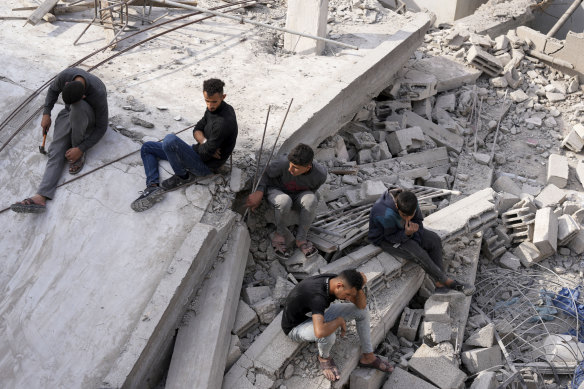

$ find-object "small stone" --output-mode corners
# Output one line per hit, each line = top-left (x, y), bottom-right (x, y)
(156, 106), (168, 110)
(174, 115), (182, 121)
(131, 117), (154, 128)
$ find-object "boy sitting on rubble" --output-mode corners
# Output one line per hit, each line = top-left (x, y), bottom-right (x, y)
(368, 188), (475, 296)
(281, 269), (393, 382)
(245, 143), (326, 258)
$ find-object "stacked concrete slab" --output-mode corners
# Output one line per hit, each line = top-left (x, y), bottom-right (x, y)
(165, 224), (251, 389)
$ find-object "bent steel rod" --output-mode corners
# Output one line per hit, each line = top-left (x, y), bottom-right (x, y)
(0, 0), (259, 153)
(159, 0), (359, 50)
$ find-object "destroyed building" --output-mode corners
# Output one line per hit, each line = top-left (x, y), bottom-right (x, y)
(1, 0), (584, 388)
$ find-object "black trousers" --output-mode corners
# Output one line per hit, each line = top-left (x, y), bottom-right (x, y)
(378, 229), (448, 284)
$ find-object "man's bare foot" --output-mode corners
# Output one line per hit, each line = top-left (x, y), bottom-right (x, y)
(318, 356), (340, 382)
(18, 194), (46, 206)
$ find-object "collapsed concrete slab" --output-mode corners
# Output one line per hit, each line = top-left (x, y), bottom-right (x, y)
(284, 0), (328, 55)
(409, 344), (466, 389)
(411, 55), (482, 92)
(103, 213), (236, 389)
(383, 366), (438, 389)
(279, 14), (434, 155)
(166, 224), (250, 389)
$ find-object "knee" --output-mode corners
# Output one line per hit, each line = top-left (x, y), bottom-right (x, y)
(162, 134), (179, 150)
(299, 193), (318, 212)
(273, 194), (293, 212)
(141, 141), (157, 157)
(354, 307), (369, 322)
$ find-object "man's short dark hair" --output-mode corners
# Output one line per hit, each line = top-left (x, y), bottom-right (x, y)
(287, 143), (314, 166)
(338, 269), (364, 291)
(62, 81), (84, 104)
(396, 190), (418, 216)
(203, 78), (225, 96)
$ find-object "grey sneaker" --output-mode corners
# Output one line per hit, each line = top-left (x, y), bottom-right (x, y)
(161, 173), (197, 191)
(131, 185), (165, 212)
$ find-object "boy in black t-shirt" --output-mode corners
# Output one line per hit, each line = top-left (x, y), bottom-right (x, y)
(281, 269), (393, 382)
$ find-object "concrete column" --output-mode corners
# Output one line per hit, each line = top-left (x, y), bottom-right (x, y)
(284, 0), (329, 55)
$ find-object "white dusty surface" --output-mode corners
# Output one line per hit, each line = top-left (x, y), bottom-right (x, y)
(0, 1), (413, 387)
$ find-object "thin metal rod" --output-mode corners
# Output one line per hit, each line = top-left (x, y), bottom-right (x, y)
(489, 92), (510, 165)
(526, 49), (574, 69)
(546, 0), (583, 38)
(251, 105), (271, 190)
(159, 0), (359, 50)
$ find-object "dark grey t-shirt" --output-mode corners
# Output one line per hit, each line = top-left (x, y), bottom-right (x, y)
(257, 156), (327, 195)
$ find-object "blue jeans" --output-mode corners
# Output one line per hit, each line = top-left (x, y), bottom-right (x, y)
(287, 302), (373, 358)
(140, 134), (212, 185)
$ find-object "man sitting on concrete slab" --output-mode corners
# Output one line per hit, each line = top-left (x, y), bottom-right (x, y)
(369, 188), (475, 296)
(282, 269), (393, 382)
(11, 67), (108, 213)
(131, 78), (238, 212)
(245, 143), (326, 258)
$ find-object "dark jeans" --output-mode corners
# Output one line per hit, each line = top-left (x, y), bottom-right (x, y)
(378, 229), (448, 284)
(140, 134), (212, 185)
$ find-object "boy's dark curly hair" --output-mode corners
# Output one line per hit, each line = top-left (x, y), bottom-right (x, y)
(287, 143), (314, 166)
(203, 78), (225, 95)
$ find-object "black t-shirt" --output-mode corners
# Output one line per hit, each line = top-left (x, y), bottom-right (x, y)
(281, 273), (337, 335)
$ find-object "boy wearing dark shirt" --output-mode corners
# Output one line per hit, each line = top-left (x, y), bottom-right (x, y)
(282, 269), (392, 382)
(132, 78), (238, 212)
(245, 143), (327, 257)
(369, 188), (475, 295)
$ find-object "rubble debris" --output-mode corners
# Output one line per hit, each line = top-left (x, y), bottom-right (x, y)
(408, 344), (466, 389)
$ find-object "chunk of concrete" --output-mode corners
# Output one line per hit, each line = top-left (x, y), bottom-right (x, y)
(561, 129), (584, 152)
(534, 184), (566, 208)
(383, 366), (439, 389)
(233, 300), (259, 337)
(467, 45), (503, 77)
(558, 214), (581, 246)
(226, 335), (242, 371)
(386, 126), (425, 155)
(346, 180), (388, 206)
(568, 230), (584, 255)
(576, 160), (584, 188)
(470, 371), (497, 389)
(350, 367), (387, 389)
(395, 68), (438, 101)
(230, 167), (246, 192)
(273, 277), (295, 307)
(513, 241), (542, 268)
(547, 154), (568, 188)
(283, 0), (328, 55)
(411, 55), (481, 92)
(424, 299), (451, 323)
(409, 344), (466, 389)
(252, 297), (278, 324)
(492, 176), (521, 196)
(499, 251), (521, 271)
(532, 207), (558, 259)
(462, 345), (503, 374)
(422, 321), (452, 344)
(242, 286), (271, 305)
(495, 192), (520, 213)
(391, 110), (463, 153)
(397, 307), (424, 341)
(465, 323), (495, 348)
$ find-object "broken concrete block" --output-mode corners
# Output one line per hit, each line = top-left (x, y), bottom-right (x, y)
(358, 149), (373, 164)
(349, 131), (377, 149)
(252, 297), (278, 324)
(346, 180), (387, 206)
(424, 175), (448, 190)
(386, 126), (425, 155)
(577, 160), (584, 188)
(558, 214), (581, 246)
(482, 229), (506, 260)
(342, 175), (359, 186)
(546, 92), (566, 102)
(272, 277), (295, 307)
(499, 251), (521, 271)
(350, 367), (387, 389)
(334, 136), (350, 162)
(393, 110), (463, 153)
(496, 192), (520, 213)
(378, 141), (392, 160)
(242, 286), (271, 305)
(568, 230), (584, 255)
(233, 299), (259, 337)
(534, 184), (566, 208)
(492, 176), (521, 196)
(547, 154), (568, 188)
(462, 346), (503, 374)
(470, 371), (497, 389)
(383, 366), (439, 389)
(532, 207), (558, 259)
(510, 89), (529, 103)
(501, 206), (535, 243)
(314, 147), (335, 163)
(412, 55), (481, 92)
(465, 323), (495, 348)
(230, 167), (246, 193)
(409, 344), (466, 389)
(513, 241), (542, 268)
(424, 299), (451, 323)
(226, 335), (241, 371)
(435, 93), (456, 112)
(467, 45), (503, 77)
(412, 98), (434, 119)
(397, 307), (423, 341)
(422, 321), (452, 344)
(396, 68), (438, 101)
(473, 152), (491, 165)
(561, 129), (584, 152)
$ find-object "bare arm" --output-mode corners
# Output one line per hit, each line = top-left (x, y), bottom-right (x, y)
(193, 130), (206, 144)
(312, 314), (346, 339)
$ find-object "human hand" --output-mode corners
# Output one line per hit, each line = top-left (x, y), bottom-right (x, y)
(213, 148), (221, 159)
(41, 114), (51, 135)
(245, 191), (264, 211)
(360, 272), (368, 285)
(405, 220), (419, 236)
(65, 147), (83, 162)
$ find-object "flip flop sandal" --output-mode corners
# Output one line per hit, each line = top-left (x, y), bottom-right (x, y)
(319, 358), (340, 382)
(69, 154), (86, 175)
(298, 241), (318, 258)
(272, 235), (290, 258)
(358, 356), (394, 373)
(10, 198), (46, 213)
